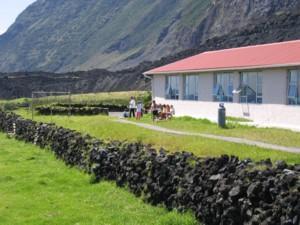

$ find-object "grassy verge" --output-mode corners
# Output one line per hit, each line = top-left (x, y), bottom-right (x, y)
(227, 116), (253, 122)
(128, 115), (300, 148)
(0, 133), (197, 225)
(16, 110), (300, 164)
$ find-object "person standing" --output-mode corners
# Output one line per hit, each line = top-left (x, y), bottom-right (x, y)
(170, 105), (175, 117)
(150, 100), (158, 122)
(129, 96), (136, 118)
(136, 101), (143, 120)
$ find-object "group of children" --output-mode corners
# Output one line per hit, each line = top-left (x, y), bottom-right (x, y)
(125, 97), (175, 122)
(150, 100), (175, 122)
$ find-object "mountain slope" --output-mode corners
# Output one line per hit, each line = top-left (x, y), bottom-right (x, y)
(0, 0), (299, 73)
(0, 0), (211, 72)
(1, 9), (300, 99)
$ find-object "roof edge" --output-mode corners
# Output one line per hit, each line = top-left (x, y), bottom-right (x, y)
(143, 63), (300, 75)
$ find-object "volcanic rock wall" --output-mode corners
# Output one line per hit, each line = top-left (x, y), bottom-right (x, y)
(36, 106), (109, 116)
(0, 110), (299, 225)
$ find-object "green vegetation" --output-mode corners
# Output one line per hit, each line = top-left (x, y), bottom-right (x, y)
(16, 109), (300, 164)
(0, 98), (29, 105)
(129, 115), (300, 148)
(0, 91), (151, 111)
(61, 91), (150, 105)
(227, 116), (253, 122)
(3, 90), (300, 164)
(0, 133), (197, 225)
(0, 98), (30, 111)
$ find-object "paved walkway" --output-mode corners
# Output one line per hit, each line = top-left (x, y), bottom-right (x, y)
(116, 119), (300, 154)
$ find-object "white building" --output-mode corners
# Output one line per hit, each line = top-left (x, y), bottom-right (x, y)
(144, 40), (300, 129)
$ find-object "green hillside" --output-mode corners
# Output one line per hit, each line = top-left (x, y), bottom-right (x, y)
(0, 0), (211, 72)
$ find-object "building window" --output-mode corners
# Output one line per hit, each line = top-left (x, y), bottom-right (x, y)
(183, 75), (199, 100)
(213, 73), (233, 102)
(240, 72), (262, 104)
(288, 70), (300, 105)
(165, 75), (180, 100)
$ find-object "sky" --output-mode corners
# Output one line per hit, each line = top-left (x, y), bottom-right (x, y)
(0, 0), (36, 35)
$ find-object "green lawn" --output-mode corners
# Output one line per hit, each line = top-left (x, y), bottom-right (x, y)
(0, 133), (197, 225)
(16, 110), (300, 164)
(129, 115), (300, 148)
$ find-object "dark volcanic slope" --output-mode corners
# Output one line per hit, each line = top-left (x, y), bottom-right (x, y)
(0, 68), (149, 99)
(0, 0), (299, 73)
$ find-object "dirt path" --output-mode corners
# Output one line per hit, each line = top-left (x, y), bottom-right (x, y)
(116, 119), (300, 154)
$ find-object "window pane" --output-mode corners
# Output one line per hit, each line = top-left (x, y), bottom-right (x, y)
(257, 74), (262, 96)
(214, 73), (233, 102)
(165, 76), (179, 100)
(288, 85), (297, 98)
(288, 70), (300, 105)
(184, 75), (198, 100)
(290, 70), (298, 83)
(240, 72), (262, 104)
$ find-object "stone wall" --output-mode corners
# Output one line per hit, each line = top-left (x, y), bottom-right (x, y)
(36, 106), (109, 116)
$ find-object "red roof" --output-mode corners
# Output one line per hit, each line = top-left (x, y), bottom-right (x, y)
(144, 40), (300, 75)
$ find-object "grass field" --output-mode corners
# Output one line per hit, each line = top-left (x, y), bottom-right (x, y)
(0, 133), (197, 225)
(5, 90), (300, 148)
(16, 109), (300, 164)
(128, 115), (300, 148)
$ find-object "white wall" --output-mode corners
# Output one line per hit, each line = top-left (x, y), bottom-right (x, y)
(198, 73), (214, 101)
(152, 75), (165, 99)
(262, 69), (288, 104)
(153, 98), (300, 127)
(151, 68), (300, 128)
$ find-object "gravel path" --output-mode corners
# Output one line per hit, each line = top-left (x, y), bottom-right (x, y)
(116, 119), (300, 154)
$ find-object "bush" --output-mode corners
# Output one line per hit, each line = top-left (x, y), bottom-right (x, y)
(0, 101), (30, 111)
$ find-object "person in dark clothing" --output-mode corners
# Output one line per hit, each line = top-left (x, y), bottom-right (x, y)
(150, 100), (158, 122)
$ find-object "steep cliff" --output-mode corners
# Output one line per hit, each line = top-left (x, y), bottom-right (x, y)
(1, 9), (300, 99)
(0, 0), (299, 73)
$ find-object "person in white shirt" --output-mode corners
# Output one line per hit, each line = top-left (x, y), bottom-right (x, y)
(129, 96), (136, 118)
(136, 101), (143, 120)
(170, 105), (175, 117)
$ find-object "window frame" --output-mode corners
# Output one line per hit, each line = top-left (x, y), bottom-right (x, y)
(240, 71), (263, 104)
(165, 75), (180, 100)
(287, 69), (300, 105)
(183, 74), (199, 101)
(213, 72), (234, 103)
